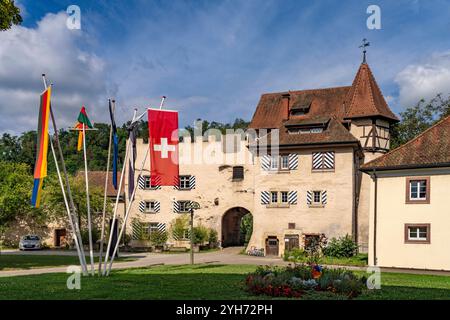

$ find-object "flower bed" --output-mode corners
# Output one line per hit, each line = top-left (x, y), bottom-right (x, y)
(244, 264), (366, 299)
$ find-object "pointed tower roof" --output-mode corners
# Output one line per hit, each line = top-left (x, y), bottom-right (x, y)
(345, 62), (399, 122)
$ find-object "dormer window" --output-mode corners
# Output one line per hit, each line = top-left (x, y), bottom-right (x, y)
(290, 105), (310, 116)
(297, 127), (323, 134)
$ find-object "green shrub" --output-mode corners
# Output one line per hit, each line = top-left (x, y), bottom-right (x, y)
(323, 235), (358, 258)
(193, 225), (209, 245)
(283, 248), (306, 261)
(208, 229), (218, 247)
(149, 231), (168, 247)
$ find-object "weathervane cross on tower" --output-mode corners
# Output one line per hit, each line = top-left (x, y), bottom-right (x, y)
(359, 38), (370, 63)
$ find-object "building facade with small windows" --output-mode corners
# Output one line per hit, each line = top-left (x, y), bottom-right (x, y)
(361, 116), (450, 271)
(126, 135), (255, 248)
(245, 60), (398, 255)
(127, 59), (399, 256)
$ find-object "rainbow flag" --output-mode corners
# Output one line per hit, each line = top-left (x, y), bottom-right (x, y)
(74, 106), (93, 151)
(31, 86), (52, 208)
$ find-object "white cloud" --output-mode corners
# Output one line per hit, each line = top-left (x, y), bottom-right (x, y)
(0, 12), (107, 134)
(395, 51), (450, 108)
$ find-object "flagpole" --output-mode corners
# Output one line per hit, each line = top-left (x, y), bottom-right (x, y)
(82, 122), (95, 275)
(103, 111), (135, 276)
(49, 137), (87, 274)
(107, 148), (148, 275)
(107, 97), (166, 275)
(41, 74), (88, 275)
(98, 99), (114, 274)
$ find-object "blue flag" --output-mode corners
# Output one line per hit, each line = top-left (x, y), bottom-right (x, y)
(109, 99), (118, 189)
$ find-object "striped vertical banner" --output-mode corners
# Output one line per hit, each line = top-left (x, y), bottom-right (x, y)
(288, 154), (298, 170)
(288, 191), (297, 204)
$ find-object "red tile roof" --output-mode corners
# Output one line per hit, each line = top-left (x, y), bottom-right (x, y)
(250, 118), (359, 147)
(249, 86), (351, 129)
(248, 62), (399, 145)
(345, 63), (398, 121)
(76, 171), (124, 197)
(361, 115), (450, 170)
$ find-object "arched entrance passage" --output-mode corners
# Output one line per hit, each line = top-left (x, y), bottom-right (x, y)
(221, 207), (251, 247)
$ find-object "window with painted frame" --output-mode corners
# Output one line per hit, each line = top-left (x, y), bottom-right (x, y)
(405, 224), (430, 244)
(144, 201), (157, 213)
(406, 177), (430, 204)
(178, 200), (190, 213)
(179, 175), (191, 190)
(313, 191), (322, 204)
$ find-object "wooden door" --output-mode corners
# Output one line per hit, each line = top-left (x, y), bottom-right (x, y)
(284, 235), (299, 253)
(265, 237), (279, 256)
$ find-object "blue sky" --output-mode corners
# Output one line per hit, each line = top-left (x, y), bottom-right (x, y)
(1, 0), (450, 133)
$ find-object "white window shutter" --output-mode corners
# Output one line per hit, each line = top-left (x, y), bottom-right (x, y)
(189, 175), (196, 189)
(156, 222), (165, 233)
(323, 152), (334, 169)
(306, 191), (312, 205)
(288, 154), (298, 170)
(288, 191), (297, 204)
(260, 155), (270, 171)
(154, 201), (160, 213)
(321, 190), (327, 204)
(139, 200), (145, 212)
(138, 176), (145, 189)
(261, 191), (269, 204)
(173, 201), (179, 213)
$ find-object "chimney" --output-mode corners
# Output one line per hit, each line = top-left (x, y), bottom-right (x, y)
(281, 93), (290, 121)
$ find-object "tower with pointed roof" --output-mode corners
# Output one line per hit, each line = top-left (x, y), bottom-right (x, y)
(346, 57), (399, 161)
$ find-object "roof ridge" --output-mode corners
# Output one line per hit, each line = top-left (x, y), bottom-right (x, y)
(261, 85), (351, 96)
(363, 115), (450, 168)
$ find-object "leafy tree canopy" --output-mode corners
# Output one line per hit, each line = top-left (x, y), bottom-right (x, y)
(0, 0), (22, 31)
(391, 93), (450, 149)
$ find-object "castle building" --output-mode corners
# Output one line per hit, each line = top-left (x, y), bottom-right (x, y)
(127, 58), (399, 256)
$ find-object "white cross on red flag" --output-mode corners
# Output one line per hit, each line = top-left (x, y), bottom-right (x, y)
(148, 108), (179, 186)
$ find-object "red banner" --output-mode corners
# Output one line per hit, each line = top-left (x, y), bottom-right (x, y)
(148, 109), (179, 186)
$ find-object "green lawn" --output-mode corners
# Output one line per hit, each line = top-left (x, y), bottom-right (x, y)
(285, 254), (368, 267)
(0, 264), (449, 300)
(0, 254), (136, 270)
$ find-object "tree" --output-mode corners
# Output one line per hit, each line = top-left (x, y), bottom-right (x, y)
(170, 215), (190, 240)
(0, 0), (22, 30)
(0, 162), (43, 231)
(391, 93), (450, 149)
(193, 224), (209, 245)
(42, 171), (107, 232)
(240, 213), (253, 245)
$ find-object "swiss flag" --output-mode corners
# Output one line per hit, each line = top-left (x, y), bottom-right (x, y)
(148, 109), (179, 186)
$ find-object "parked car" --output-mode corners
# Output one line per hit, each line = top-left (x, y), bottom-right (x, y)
(19, 235), (42, 250)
